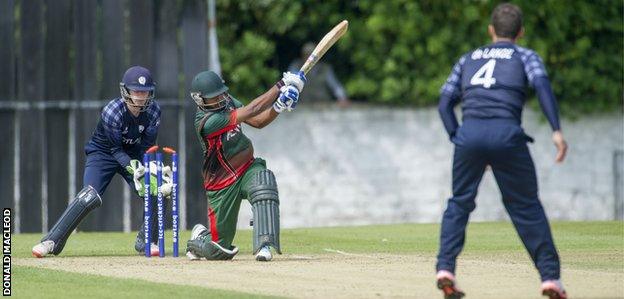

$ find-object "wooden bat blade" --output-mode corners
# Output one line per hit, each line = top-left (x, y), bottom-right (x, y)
(300, 20), (349, 75)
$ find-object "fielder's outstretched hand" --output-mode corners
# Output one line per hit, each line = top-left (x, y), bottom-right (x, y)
(281, 71), (306, 91)
(273, 86), (300, 113)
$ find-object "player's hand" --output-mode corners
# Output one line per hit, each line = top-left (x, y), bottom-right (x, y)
(146, 161), (173, 197)
(281, 71), (306, 91)
(126, 159), (153, 196)
(273, 85), (300, 113)
(160, 164), (174, 197)
(552, 130), (567, 163)
(127, 160), (173, 197)
(126, 159), (145, 189)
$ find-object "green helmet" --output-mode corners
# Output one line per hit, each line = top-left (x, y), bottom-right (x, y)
(190, 71), (230, 111)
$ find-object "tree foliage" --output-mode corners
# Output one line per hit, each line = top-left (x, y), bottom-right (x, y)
(216, 0), (623, 114)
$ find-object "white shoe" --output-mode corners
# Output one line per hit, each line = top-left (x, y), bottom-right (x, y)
(32, 240), (55, 258)
(190, 224), (208, 240)
(186, 250), (201, 260)
(186, 224), (209, 260)
(255, 246), (272, 262)
(149, 243), (159, 257)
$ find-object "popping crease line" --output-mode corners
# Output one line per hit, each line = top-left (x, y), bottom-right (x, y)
(323, 248), (377, 259)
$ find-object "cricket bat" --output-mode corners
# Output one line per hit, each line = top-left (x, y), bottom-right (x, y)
(300, 20), (349, 75)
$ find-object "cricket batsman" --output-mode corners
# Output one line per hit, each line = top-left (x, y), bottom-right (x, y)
(185, 70), (305, 262)
(32, 66), (172, 257)
(435, 3), (568, 299)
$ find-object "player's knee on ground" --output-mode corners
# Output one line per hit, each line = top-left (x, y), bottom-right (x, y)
(186, 238), (239, 260)
(43, 185), (102, 255)
(249, 169), (281, 254)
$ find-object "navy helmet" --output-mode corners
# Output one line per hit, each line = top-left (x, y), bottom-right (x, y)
(119, 66), (156, 112)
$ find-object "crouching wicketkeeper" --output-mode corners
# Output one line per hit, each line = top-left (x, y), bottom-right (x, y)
(32, 66), (173, 257)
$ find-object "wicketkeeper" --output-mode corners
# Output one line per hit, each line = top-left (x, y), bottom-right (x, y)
(435, 3), (568, 299)
(32, 66), (172, 257)
(185, 70), (305, 261)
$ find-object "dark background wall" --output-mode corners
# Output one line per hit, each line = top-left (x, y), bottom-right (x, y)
(0, 0), (210, 233)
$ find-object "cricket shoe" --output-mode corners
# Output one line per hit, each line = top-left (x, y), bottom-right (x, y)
(436, 270), (465, 299)
(186, 224), (209, 260)
(135, 242), (160, 256)
(134, 232), (160, 256)
(541, 280), (567, 299)
(32, 240), (55, 258)
(147, 243), (160, 256)
(255, 246), (272, 262)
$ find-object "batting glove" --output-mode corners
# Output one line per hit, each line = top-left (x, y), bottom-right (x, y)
(273, 85), (300, 113)
(281, 71), (306, 91)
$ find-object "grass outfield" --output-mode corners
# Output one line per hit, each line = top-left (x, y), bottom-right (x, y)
(11, 221), (624, 298)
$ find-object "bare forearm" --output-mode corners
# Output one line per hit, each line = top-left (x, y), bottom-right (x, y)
(236, 85), (280, 123)
(247, 86), (279, 115)
(247, 108), (279, 128)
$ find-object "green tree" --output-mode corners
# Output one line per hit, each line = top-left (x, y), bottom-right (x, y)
(216, 0), (623, 114)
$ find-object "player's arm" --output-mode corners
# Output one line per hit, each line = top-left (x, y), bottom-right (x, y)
(140, 102), (161, 152)
(244, 107), (279, 129)
(101, 103), (132, 167)
(438, 56), (465, 139)
(244, 85), (301, 128)
(239, 72), (306, 127)
(525, 53), (567, 162)
(235, 85), (281, 124)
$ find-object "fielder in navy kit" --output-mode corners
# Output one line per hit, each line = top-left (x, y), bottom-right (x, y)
(435, 3), (568, 299)
(32, 66), (168, 258)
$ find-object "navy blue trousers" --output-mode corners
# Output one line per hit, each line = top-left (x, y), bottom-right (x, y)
(83, 151), (135, 196)
(82, 151), (160, 242)
(436, 119), (560, 281)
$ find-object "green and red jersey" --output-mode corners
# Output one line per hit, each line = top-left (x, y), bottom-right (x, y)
(194, 98), (254, 190)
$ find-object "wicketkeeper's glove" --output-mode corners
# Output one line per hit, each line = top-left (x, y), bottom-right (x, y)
(126, 160), (173, 198)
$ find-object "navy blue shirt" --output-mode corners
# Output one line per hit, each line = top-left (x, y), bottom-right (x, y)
(438, 41), (560, 138)
(85, 98), (161, 167)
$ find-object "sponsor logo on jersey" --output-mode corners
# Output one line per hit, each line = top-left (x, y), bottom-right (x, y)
(123, 137), (141, 145)
(226, 125), (242, 141)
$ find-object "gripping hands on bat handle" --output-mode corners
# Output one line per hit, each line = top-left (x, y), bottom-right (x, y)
(273, 71), (306, 113)
(273, 85), (301, 113)
(281, 71), (306, 92)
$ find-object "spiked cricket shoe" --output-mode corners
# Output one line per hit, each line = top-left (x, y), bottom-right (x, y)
(32, 240), (55, 258)
(541, 280), (567, 299)
(186, 224), (209, 260)
(255, 246), (272, 262)
(436, 270), (465, 299)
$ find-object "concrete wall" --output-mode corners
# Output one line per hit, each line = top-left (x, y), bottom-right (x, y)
(236, 106), (624, 228)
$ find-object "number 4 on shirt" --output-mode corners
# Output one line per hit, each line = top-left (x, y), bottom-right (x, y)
(470, 59), (497, 88)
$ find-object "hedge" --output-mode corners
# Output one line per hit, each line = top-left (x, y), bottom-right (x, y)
(216, 0), (623, 115)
